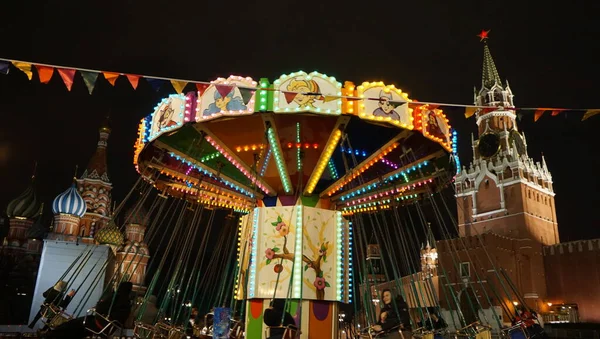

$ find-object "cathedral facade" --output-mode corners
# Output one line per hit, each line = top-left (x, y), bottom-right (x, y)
(1, 119), (151, 327)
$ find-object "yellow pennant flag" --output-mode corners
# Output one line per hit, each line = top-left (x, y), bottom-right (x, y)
(582, 109), (600, 121)
(464, 106), (478, 118)
(170, 80), (187, 94)
(12, 62), (32, 80)
(323, 95), (339, 102)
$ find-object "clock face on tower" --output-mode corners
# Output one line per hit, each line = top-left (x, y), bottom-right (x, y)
(509, 129), (526, 156)
(478, 133), (500, 158)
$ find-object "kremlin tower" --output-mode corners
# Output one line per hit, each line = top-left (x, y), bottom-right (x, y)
(454, 32), (558, 246)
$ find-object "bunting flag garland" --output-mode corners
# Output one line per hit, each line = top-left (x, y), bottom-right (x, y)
(239, 88), (255, 105)
(0, 61), (9, 75)
(13, 62), (32, 80)
(57, 68), (76, 91)
(80, 71), (99, 94)
(0, 56), (598, 122)
(283, 91), (298, 104)
(35, 65), (54, 84)
(146, 78), (164, 92)
(170, 80), (187, 94)
(323, 95), (339, 103)
(582, 109), (600, 121)
(126, 74), (140, 89)
(464, 106), (478, 118)
(103, 72), (119, 86)
(215, 84), (234, 99)
(196, 83), (209, 95)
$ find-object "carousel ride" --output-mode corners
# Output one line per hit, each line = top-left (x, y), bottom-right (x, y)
(40, 71), (540, 339)
(130, 71), (461, 339)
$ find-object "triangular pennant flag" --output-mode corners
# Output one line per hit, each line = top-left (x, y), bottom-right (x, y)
(103, 72), (119, 86)
(170, 80), (187, 94)
(551, 109), (564, 116)
(323, 95), (339, 102)
(196, 83), (209, 95)
(13, 62), (32, 80)
(582, 109), (600, 121)
(80, 71), (99, 94)
(389, 101), (407, 108)
(408, 102), (423, 109)
(239, 87), (255, 105)
(534, 109), (546, 122)
(146, 78), (165, 92)
(517, 112), (523, 121)
(215, 84), (234, 98)
(283, 91), (298, 104)
(126, 74), (140, 89)
(35, 65), (54, 84)
(0, 61), (9, 75)
(464, 106), (478, 118)
(57, 68), (76, 91)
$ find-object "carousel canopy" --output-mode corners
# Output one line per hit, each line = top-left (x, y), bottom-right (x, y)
(133, 72), (455, 214)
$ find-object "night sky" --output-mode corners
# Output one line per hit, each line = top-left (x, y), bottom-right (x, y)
(1, 1), (599, 242)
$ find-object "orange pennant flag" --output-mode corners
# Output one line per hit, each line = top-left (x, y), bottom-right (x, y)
(13, 62), (33, 80)
(551, 109), (564, 116)
(582, 109), (600, 121)
(57, 68), (76, 91)
(126, 74), (140, 89)
(103, 72), (119, 86)
(170, 80), (187, 94)
(35, 65), (54, 84)
(464, 107), (478, 118)
(533, 109), (547, 122)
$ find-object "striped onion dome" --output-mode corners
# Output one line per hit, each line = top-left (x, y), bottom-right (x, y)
(95, 221), (124, 247)
(52, 183), (87, 218)
(7, 178), (41, 219)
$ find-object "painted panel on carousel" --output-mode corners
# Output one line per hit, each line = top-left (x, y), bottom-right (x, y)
(273, 71), (342, 114)
(357, 82), (413, 129)
(421, 108), (451, 149)
(301, 207), (344, 302)
(250, 206), (299, 299)
(196, 76), (257, 122)
(148, 94), (186, 142)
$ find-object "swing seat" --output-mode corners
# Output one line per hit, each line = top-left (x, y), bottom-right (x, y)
(40, 303), (73, 330)
(453, 322), (492, 338)
(265, 324), (299, 339)
(229, 319), (244, 339)
(83, 308), (123, 337)
(133, 320), (158, 339)
(501, 322), (529, 339)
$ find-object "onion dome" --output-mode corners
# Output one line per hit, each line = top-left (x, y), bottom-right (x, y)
(6, 178), (41, 219)
(125, 204), (150, 225)
(95, 221), (124, 247)
(52, 183), (87, 218)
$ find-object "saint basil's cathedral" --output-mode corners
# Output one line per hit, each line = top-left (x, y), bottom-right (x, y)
(0, 120), (151, 327)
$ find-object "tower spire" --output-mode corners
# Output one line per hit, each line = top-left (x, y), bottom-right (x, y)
(81, 118), (111, 182)
(479, 30), (502, 88)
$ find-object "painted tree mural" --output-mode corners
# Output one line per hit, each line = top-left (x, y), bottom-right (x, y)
(263, 213), (332, 300)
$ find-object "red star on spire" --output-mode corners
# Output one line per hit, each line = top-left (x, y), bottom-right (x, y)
(477, 29), (490, 42)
